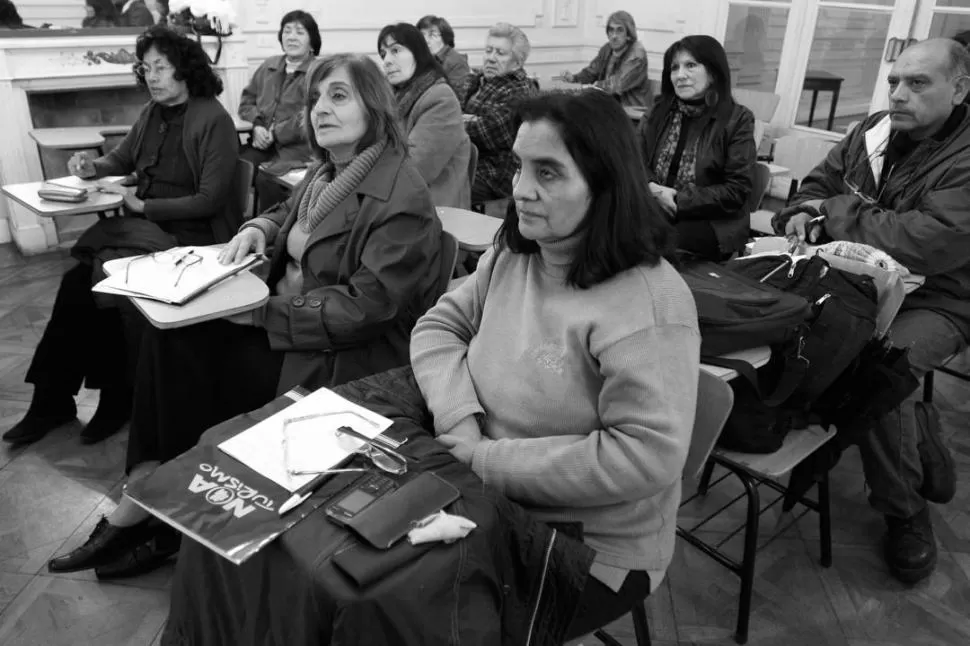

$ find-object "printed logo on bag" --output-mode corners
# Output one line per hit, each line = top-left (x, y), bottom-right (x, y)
(188, 463), (275, 517)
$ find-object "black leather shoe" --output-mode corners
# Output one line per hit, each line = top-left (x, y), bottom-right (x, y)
(2, 402), (76, 445)
(916, 404), (956, 504)
(48, 517), (155, 573)
(884, 507), (937, 584)
(95, 526), (181, 580)
(80, 388), (131, 445)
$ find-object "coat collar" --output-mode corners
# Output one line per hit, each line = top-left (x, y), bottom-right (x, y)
(352, 144), (407, 202)
(266, 54), (315, 74)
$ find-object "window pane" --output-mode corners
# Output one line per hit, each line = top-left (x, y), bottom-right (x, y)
(929, 12), (970, 40)
(796, 8), (891, 132)
(724, 5), (789, 92)
(934, 0), (970, 8)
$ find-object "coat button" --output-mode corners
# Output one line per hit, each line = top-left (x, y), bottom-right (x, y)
(308, 298), (322, 308)
(292, 296), (305, 307)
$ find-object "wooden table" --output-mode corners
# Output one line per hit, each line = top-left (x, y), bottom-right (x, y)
(1, 175), (124, 217)
(271, 167), (307, 190)
(435, 206), (502, 253)
(102, 254), (269, 329)
(29, 118), (254, 152)
(802, 70), (843, 131)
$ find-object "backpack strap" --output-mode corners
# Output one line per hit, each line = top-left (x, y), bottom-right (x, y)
(702, 343), (809, 408)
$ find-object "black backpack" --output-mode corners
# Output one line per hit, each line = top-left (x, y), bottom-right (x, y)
(683, 255), (878, 453)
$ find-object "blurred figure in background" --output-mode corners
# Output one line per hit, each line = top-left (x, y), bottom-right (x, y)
(417, 14), (470, 99)
(83, 0), (120, 27)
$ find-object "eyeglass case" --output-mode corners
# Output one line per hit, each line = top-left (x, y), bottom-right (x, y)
(37, 185), (88, 203)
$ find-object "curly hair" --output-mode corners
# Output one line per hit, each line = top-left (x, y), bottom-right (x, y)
(134, 26), (223, 98)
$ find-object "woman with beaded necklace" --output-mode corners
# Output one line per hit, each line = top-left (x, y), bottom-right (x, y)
(46, 53), (444, 580)
(637, 35), (756, 260)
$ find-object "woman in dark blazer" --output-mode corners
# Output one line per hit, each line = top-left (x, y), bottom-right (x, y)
(638, 35), (756, 260)
(47, 53), (444, 580)
(2, 27), (238, 448)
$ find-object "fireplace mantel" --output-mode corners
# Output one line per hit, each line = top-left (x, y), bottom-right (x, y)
(0, 32), (249, 254)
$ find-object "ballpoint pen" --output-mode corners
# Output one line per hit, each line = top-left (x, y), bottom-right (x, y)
(278, 470), (337, 515)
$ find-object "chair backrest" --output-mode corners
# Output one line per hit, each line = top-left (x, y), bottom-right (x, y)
(232, 158), (255, 227)
(733, 88), (781, 123)
(772, 134), (837, 183)
(682, 370), (734, 481)
(437, 230), (460, 301)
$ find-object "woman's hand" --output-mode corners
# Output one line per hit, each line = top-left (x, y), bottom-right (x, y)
(562, 71), (575, 83)
(437, 417), (483, 464)
(67, 152), (97, 179)
(252, 125), (274, 151)
(649, 182), (678, 216)
(97, 183), (143, 212)
(218, 228), (267, 265)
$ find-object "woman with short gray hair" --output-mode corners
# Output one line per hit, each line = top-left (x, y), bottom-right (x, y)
(462, 22), (538, 204)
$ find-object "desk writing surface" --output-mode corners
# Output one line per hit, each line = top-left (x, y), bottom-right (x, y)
(28, 127), (107, 149)
(102, 255), (269, 330)
(701, 346), (772, 381)
(436, 206), (501, 253)
(1, 176), (124, 217)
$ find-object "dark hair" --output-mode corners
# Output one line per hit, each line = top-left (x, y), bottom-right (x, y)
(416, 14), (455, 48)
(278, 10), (322, 56)
(0, 0), (24, 28)
(134, 26), (224, 98)
(661, 35), (734, 113)
(954, 30), (970, 49)
(303, 54), (406, 161)
(377, 23), (448, 85)
(86, 0), (119, 21)
(499, 90), (674, 288)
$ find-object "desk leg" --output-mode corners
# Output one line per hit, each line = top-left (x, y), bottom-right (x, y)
(826, 86), (841, 132)
(807, 89), (819, 128)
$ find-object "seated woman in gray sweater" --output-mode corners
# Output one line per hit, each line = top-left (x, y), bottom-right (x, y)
(410, 89), (700, 639)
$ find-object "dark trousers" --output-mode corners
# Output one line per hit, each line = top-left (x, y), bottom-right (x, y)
(126, 319), (284, 472)
(675, 219), (722, 261)
(26, 263), (142, 394)
(240, 145), (289, 216)
(564, 570), (652, 639)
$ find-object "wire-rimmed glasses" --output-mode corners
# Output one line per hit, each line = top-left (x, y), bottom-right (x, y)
(125, 249), (202, 287)
(842, 133), (896, 206)
(335, 428), (408, 475)
(133, 62), (175, 79)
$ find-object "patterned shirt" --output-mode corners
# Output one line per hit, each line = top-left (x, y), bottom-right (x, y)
(462, 68), (537, 198)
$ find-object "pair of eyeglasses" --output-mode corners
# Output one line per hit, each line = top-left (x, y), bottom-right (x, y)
(335, 427), (408, 475)
(133, 62), (174, 78)
(841, 133), (896, 206)
(125, 249), (203, 287)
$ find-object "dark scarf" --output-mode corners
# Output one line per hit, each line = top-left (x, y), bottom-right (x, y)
(296, 140), (387, 232)
(653, 100), (707, 191)
(394, 72), (441, 122)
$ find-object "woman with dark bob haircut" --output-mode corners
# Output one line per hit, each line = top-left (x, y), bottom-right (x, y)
(3, 25), (239, 450)
(638, 34), (756, 260)
(239, 10), (321, 212)
(378, 22), (471, 207)
(46, 53), (443, 580)
(411, 89), (699, 639)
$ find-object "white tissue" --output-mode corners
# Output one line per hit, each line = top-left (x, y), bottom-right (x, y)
(407, 511), (477, 545)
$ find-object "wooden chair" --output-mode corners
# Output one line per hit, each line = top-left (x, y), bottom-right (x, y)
(436, 231), (460, 301)
(923, 350), (970, 403)
(749, 135), (837, 235)
(592, 370), (736, 646)
(466, 143), (478, 209)
(231, 159), (256, 228)
(678, 413), (836, 644)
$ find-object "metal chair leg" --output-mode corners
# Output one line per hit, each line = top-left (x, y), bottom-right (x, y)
(735, 472), (761, 645)
(593, 629), (625, 646)
(697, 460), (716, 495)
(818, 471), (833, 568)
(631, 601), (651, 646)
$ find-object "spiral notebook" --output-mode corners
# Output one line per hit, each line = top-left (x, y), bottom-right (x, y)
(93, 245), (264, 306)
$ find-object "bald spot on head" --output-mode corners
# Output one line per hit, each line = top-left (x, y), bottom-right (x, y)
(896, 38), (970, 80)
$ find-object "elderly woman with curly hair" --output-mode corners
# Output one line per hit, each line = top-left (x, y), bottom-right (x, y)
(45, 53), (443, 581)
(463, 22), (538, 204)
(2, 26), (239, 448)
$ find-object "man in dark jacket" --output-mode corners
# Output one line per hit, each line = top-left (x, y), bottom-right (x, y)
(774, 38), (970, 585)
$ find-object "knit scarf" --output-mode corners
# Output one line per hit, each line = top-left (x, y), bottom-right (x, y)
(297, 139), (387, 232)
(394, 72), (441, 122)
(652, 100), (707, 191)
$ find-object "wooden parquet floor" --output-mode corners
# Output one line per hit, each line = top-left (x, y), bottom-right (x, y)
(0, 244), (967, 646)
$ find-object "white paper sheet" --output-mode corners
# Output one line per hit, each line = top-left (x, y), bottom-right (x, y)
(218, 388), (394, 492)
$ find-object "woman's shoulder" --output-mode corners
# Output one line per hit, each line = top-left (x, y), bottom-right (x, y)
(417, 80), (462, 111)
(606, 258), (698, 329)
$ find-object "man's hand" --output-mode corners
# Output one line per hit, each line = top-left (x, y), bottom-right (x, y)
(562, 71), (575, 83)
(252, 125), (274, 150)
(67, 152), (97, 179)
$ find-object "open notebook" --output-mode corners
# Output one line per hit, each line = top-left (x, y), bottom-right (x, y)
(93, 245), (264, 305)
